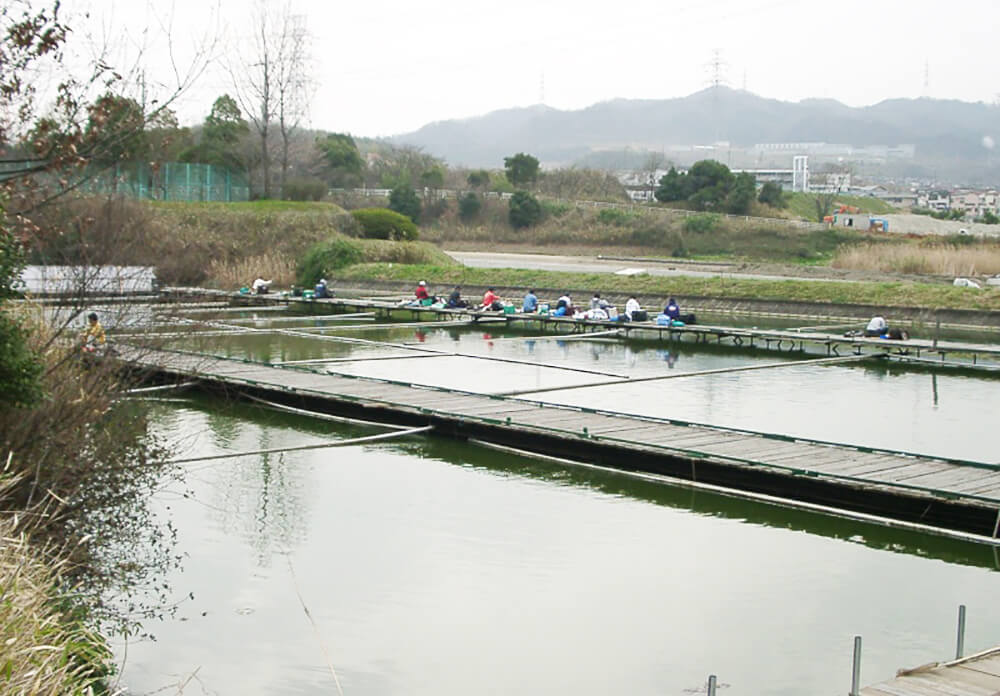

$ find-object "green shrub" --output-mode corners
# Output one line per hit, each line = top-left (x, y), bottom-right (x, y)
(508, 190), (543, 229)
(597, 208), (635, 226)
(298, 236), (458, 284)
(351, 208), (419, 241)
(283, 177), (327, 201)
(683, 213), (721, 234)
(458, 192), (482, 222)
(541, 200), (571, 218)
(298, 238), (365, 284)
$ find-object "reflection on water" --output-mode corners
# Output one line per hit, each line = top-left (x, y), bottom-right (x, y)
(118, 395), (1000, 696)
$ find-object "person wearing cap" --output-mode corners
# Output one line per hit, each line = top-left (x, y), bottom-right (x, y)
(446, 285), (467, 308)
(415, 280), (430, 301)
(314, 278), (330, 299)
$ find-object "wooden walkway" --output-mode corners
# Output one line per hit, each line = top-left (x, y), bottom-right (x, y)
(160, 288), (1000, 368)
(122, 346), (1000, 541)
(861, 646), (1000, 695)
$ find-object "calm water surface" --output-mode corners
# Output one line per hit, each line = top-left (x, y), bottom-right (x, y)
(117, 398), (999, 696)
(113, 310), (1000, 695)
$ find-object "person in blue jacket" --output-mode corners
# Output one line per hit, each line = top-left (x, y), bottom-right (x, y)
(523, 289), (538, 313)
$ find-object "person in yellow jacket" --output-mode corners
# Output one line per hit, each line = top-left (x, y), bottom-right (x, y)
(81, 312), (106, 352)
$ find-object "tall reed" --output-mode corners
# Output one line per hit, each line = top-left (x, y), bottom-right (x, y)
(833, 243), (1000, 276)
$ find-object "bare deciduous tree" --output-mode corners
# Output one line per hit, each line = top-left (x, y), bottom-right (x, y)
(230, 1), (312, 199)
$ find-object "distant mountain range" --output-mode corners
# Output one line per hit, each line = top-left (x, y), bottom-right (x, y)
(393, 87), (999, 183)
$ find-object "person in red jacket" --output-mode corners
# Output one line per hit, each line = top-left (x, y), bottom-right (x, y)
(481, 287), (501, 310)
(414, 280), (430, 301)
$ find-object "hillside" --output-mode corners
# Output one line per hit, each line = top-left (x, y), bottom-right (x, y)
(392, 88), (1000, 183)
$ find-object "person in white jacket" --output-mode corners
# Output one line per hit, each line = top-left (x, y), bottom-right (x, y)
(864, 315), (888, 337)
(625, 296), (641, 320)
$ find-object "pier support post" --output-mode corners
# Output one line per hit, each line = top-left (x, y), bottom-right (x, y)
(956, 604), (966, 659)
(707, 674), (717, 696)
(850, 635), (862, 696)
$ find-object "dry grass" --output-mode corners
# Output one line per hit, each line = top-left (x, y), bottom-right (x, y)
(833, 242), (1000, 276)
(207, 252), (298, 289)
(0, 506), (113, 695)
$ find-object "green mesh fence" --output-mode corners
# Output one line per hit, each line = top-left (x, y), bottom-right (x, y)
(79, 162), (249, 201)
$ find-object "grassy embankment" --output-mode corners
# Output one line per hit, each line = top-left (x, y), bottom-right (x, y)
(413, 195), (887, 263)
(28, 198), (452, 288)
(783, 192), (898, 221)
(147, 200), (454, 286)
(333, 263), (1000, 312)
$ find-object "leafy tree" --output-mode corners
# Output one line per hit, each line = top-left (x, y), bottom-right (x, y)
(0, 217), (41, 408)
(466, 169), (491, 189)
(686, 160), (734, 211)
(83, 93), (148, 167)
(364, 143), (441, 189)
(508, 190), (542, 228)
(180, 95), (248, 171)
(725, 172), (756, 215)
(388, 184), (421, 222)
(419, 166), (445, 196)
(458, 192), (481, 221)
(315, 132), (364, 188)
(757, 181), (786, 208)
(504, 153), (540, 187)
(979, 211), (999, 225)
(654, 167), (690, 203)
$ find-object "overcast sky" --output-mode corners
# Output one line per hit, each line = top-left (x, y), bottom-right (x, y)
(61, 0), (1000, 137)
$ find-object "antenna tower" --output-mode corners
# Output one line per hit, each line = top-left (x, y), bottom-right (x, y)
(706, 49), (729, 89)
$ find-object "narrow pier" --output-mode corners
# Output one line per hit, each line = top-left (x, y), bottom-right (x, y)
(861, 646), (1000, 695)
(122, 346), (1000, 542)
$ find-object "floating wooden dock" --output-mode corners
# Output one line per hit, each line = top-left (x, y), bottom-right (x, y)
(121, 345), (1000, 542)
(158, 288), (1000, 368)
(861, 646), (1000, 695)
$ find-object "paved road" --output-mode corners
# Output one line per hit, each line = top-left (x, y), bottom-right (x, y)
(446, 251), (855, 283)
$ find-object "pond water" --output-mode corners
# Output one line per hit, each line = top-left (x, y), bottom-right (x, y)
(116, 397), (999, 696)
(111, 309), (1000, 695)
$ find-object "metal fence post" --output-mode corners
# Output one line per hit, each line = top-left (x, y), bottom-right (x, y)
(956, 605), (966, 659)
(707, 674), (717, 696)
(850, 635), (862, 696)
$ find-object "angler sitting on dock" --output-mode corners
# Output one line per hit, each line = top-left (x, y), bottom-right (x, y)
(314, 279), (330, 299)
(624, 295), (644, 321)
(408, 280), (438, 307)
(252, 277), (272, 295)
(480, 287), (503, 311)
(523, 289), (538, 313)
(590, 293), (612, 311)
(864, 315), (888, 337)
(553, 294), (575, 317)
(446, 286), (468, 308)
(665, 297), (696, 324)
